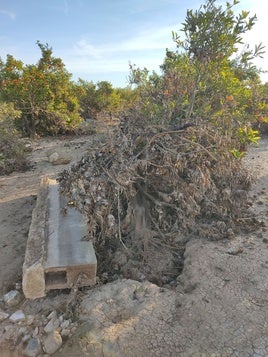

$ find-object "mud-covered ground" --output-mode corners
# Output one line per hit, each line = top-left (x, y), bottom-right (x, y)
(1, 135), (268, 356)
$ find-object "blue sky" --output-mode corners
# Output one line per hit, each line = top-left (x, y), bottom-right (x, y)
(0, 0), (267, 87)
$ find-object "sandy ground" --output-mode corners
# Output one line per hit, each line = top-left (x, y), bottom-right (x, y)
(1, 134), (268, 356)
(0, 134), (96, 295)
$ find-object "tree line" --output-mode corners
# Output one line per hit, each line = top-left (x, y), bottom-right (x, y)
(0, 0), (268, 148)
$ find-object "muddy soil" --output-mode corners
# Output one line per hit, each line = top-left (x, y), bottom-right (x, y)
(0, 135), (268, 356)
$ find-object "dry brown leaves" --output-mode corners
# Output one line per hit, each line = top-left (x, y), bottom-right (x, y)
(58, 117), (252, 285)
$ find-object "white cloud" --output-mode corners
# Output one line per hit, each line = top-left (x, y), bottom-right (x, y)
(0, 9), (16, 20)
(75, 23), (176, 54)
(70, 23), (177, 74)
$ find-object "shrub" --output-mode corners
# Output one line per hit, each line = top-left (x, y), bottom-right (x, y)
(0, 102), (30, 175)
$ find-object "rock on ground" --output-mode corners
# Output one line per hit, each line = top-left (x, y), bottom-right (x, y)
(43, 330), (62, 354)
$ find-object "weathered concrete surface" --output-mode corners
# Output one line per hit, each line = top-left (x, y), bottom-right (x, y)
(22, 177), (97, 299)
(22, 177), (48, 299)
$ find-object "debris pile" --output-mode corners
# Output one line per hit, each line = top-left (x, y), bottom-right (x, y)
(58, 117), (252, 285)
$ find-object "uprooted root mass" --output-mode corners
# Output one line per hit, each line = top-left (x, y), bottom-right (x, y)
(58, 118), (253, 285)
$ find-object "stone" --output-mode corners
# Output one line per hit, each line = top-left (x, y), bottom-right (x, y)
(32, 326), (39, 337)
(0, 310), (9, 321)
(9, 310), (26, 323)
(47, 310), (57, 320)
(18, 327), (28, 336)
(26, 315), (35, 325)
(3, 290), (22, 307)
(22, 334), (31, 343)
(48, 152), (59, 163)
(43, 330), (62, 354)
(60, 319), (70, 329)
(44, 318), (60, 333)
(15, 282), (22, 290)
(52, 157), (71, 165)
(23, 337), (42, 357)
(48, 151), (71, 165)
(61, 328), (71, 337)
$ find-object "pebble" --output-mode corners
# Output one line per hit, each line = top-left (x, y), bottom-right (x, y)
(47, 310), (57, 320)
(3, 290), (22, 307)
(48, 152), (59, 163)
(18, 327), (28, 336)
(26, 315), (35, 325)
(9, 310), (26, 323)
(22, 334), (31, 343)
(15, 282), (22, 290)
(23, 337), (42, 357)
(32, 326), (39, 337)
(61, 328), (71, 337)
(60, 319), (70, 329)
(43, 330), (63, 354)
(226, 228), (235, 240)
(44, 317), (60, 333)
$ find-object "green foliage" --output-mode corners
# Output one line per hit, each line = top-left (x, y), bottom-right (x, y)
(172, 0), (261, 63)
(127, 0), (265, 157)
(0, 42), (82, 136)
(0, 102), (29, 174)
(76, 79), (137, 120)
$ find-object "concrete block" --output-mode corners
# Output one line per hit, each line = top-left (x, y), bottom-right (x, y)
(22, 177), (97, 299)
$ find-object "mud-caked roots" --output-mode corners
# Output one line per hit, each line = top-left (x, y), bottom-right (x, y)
(58, 118), (252, 285)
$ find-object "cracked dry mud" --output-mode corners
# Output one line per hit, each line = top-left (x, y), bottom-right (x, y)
(1, 135), (268, 356)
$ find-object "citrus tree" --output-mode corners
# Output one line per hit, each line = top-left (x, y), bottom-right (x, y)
(0, 42), (82, 136)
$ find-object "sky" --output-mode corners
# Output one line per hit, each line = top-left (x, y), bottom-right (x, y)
(0, 0), (267, 87)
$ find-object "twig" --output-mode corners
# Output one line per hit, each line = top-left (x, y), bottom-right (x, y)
(149, 131), (218, 162)
(117, 187), (129, 253)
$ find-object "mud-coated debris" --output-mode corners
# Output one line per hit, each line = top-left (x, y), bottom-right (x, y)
(0, 309), (9, 321)
(43, 330), (63, 354)
(9, 310), (26, 323)
(3, 290), (22, 307)
(23, 337), (42, 357)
